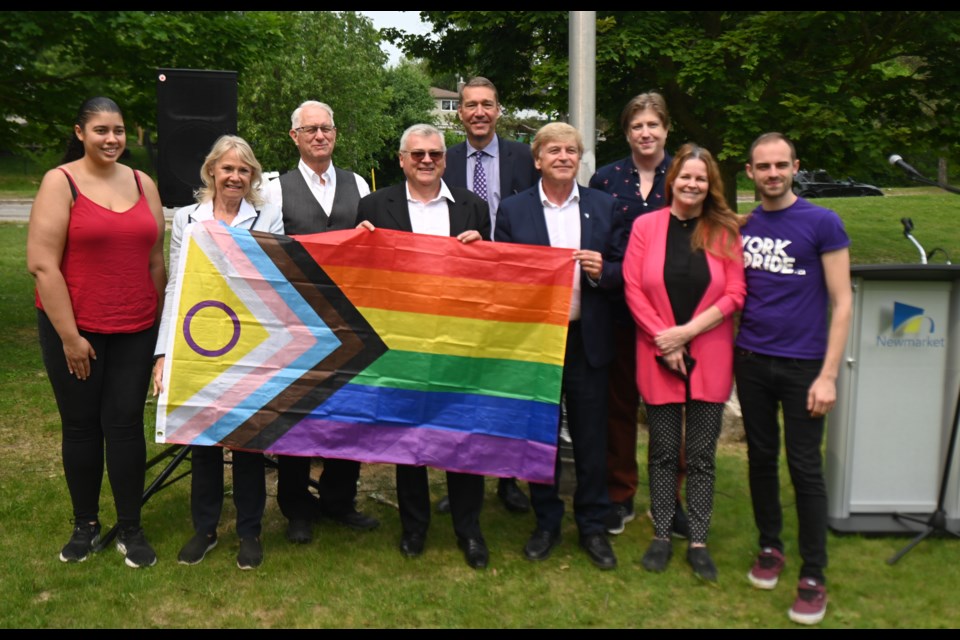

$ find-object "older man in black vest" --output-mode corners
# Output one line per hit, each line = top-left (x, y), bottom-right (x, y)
(263, 100), (378, 545)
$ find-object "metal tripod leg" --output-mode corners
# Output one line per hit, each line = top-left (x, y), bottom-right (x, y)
(95, 444), (193, 550)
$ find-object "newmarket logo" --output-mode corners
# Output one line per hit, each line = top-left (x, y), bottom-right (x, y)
(876, 301), (944, 348)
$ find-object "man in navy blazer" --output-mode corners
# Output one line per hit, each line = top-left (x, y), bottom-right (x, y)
(356, 123), (490, 570)
(439, 76), (540, 515)
(495, 122), (625, 570)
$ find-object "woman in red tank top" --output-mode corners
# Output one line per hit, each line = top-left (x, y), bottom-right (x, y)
(26, 97), (167, 569)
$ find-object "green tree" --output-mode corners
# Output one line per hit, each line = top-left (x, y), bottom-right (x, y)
(390, 11), (960, 208)
(239, 11), (392, 179)
(0, 11), (279, 164)
(369, 60), (437, 187)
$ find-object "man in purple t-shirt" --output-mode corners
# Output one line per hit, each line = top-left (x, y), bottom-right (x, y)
(735, 133), (852, 626)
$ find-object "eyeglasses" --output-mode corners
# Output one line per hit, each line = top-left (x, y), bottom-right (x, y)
(402, 150), (445, 162)
(295, 125), (336, 136)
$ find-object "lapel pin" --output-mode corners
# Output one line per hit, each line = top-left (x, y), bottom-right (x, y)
(584, 212), (590, 218)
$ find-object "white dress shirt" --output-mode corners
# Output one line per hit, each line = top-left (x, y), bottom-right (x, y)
(539, 180), (583, 321)
(406, 180), (454, 237)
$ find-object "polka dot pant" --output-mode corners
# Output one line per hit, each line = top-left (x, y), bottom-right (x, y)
(646, 401), (724, 544)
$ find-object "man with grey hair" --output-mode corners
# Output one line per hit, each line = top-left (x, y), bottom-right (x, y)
(355, 123), (491, 569)
(264, 100), (377, 545)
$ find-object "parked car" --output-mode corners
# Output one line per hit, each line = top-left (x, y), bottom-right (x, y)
(793, 169), (884, 198)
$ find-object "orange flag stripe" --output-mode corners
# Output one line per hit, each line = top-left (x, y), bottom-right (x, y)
(323, 265), (570, 326)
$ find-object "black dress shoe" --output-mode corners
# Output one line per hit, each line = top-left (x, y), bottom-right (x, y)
(523, 529), (560, 561)
(457, 537), (489, 569)
(497, 478), (531, 513)
(399, 531), (425, 557)
(580, 533), (617, 570)
(286, 518), (313, 544)
(435, 494), (451, 514)
(322, 509), (380, 531)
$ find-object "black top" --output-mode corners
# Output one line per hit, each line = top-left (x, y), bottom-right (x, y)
(663, 213), (710, 325)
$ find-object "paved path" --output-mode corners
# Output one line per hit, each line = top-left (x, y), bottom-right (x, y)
(0, 199), (177, 223)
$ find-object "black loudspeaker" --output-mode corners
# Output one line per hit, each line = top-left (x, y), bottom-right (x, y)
(157, 68), (238, 208)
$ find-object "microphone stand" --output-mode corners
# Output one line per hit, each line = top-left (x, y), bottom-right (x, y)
(887, 389), (960, 564)
(886, 169), (960, 564)
(900, 218), (927, 264)
(900, 171), (960, 196)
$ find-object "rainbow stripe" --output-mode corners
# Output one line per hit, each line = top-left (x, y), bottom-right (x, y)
(157, 222), (574, 483)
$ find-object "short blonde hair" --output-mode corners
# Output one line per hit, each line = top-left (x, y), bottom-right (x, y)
(195, 135), (265, 208)
(531, 122), (583, 160)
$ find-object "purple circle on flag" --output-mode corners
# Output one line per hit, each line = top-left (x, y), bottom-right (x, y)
(183, 300), (241, 357)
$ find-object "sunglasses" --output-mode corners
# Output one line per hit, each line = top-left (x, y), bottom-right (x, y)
(403, 150), (445, 162)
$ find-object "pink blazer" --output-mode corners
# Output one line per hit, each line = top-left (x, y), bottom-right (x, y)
(623, 207), (746, 405)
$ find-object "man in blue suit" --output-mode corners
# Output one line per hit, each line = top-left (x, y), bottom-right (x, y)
(495, 122), (625, 570)
(439, 76), (540, 515)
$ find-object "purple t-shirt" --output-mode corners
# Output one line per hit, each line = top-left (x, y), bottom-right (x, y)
(736, 197), (850, 359)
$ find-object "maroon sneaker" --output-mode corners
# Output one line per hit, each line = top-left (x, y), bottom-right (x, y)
(789, 577), (827, 625)
(747, 546), (785, 589)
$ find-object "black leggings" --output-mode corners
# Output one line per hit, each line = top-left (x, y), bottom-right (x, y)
(38, 310), (156, 529)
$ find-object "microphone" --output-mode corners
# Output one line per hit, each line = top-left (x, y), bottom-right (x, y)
(888, 154), (924, 178)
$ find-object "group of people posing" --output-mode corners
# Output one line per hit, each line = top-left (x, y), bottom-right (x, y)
(27, 79), (850, 626)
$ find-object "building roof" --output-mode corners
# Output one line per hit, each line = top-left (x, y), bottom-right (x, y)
(429, 87), (459, 99)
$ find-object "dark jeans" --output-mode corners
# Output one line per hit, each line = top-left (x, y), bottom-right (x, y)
(38, 310), (155, 529)
(190, 445), (265, 539)
(734, 348), (828, 583)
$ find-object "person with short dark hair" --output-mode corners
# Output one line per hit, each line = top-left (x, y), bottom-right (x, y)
(27, 96), (167, 568)
(738, 132), (852, 625)
(438, 76), (540, 515)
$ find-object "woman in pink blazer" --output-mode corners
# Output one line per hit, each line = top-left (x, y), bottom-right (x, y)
(623, 143), (745, 581)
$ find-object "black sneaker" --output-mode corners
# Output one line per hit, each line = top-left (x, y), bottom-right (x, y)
(59, 521), (101, 563)
(604, 502), (636, 535)
(116, 527), (157, 568)
(237, 537), (263, 570)
(178, 532), (218, 565)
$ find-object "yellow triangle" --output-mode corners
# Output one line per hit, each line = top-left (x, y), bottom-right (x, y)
(166, 238), (270, 413)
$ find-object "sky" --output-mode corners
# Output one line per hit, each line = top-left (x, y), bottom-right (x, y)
(360, 11), (433, 67)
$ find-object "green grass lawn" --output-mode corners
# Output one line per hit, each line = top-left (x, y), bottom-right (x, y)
(2, 188), (959, 628)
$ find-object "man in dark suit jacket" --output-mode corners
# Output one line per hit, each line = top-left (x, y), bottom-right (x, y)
(439, 76), (539, 515)
(356, 123), (490, 570)
(495, 122), (626, 571)
(444, 77), (540, 239)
